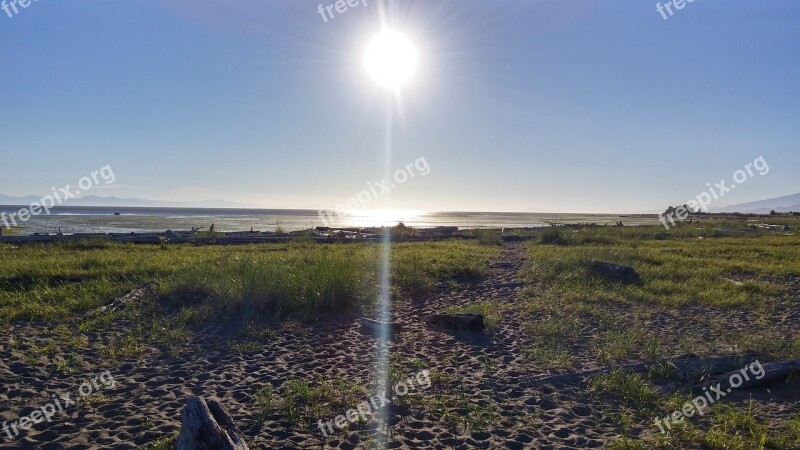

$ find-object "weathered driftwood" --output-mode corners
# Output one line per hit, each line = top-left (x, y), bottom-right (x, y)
(530, 353), (800, 394)
(86, 282), (159, 317)
(529, 353), (768, 390)
(359, 318), (402, 339)
(177, 397), (249, 450)
(531, 353), (800, 397)
(696, 359), (800, 391)
(428, 313), (485, 332)
(670, 353), (766, 382)
(720, 276), (744, 286)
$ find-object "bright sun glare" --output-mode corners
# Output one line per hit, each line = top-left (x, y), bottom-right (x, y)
(364, 29), (418, 89)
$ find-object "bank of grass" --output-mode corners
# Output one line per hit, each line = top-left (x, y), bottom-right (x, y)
(525, 225), (799, 308)
(521, 223), (800, 367)
(0, 240), (498, 324)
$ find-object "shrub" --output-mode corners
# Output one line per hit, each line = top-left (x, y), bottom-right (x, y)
(540, 227), (566, 245)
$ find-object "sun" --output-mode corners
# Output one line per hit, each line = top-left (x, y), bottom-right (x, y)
(364, 29), (418, 90)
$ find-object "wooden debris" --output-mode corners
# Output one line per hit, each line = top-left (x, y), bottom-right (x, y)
(86, 282), (159, 317)
(177, 397), (249, 450)
(720, 276), (744, 286)
(696, 359), (800, 391)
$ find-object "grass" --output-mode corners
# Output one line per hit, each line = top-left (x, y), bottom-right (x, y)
(589, 369), (659, 412)
(0, 239), (498, 369)
(251, 374), (368, 431)
(524, 233), (796, 308)
(167, 242), (377, 321)
(518, 221), (800, 366)
(471, 228), (503, 246)
(608, 401), (800, 450)
(392, 241), (494, 296)
(140, 434), (177, 450)
(523, 315), (581, 368)
(0, 239), (498, 324)
(591, 369), (800, 449)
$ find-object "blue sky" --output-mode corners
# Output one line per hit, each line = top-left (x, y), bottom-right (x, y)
(1, 0), (798, 213)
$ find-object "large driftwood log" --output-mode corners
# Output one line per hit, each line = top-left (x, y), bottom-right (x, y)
(528, 353), (800, 398)
(696, 359), (800, 391)
(429, 313), (485, 331)
(528, 353), (767, 389)
(177, 397), (249, 450)
(667, 353), (767, 382)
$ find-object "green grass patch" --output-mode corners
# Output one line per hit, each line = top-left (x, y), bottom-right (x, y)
(524, 230), (797, 308)
(0, 240), (498, 324)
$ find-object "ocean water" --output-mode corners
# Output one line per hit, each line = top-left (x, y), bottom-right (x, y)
(0, 206), (659, 235)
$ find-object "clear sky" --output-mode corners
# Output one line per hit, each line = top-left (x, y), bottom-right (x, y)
(1, 0), (798, 213)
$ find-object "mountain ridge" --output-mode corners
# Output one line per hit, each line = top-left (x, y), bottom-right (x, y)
(0, 194), (255, 209)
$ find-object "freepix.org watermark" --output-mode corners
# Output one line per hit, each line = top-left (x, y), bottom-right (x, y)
(2, 370), (116, 441)
(659, 156), (769, 230)
(317, 369), (431, 437)
(2, 0), (38, 19)
(317, 0), (366, 23)
(653, 360), (765, 434)
(318, 156), (430, 227)
(656, 0), (700, 21)
(1, 165), (115, 230)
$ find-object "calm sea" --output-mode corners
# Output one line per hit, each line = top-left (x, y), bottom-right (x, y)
(0, 206), (659, 235)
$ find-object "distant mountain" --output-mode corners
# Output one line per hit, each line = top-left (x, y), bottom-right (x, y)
(0, 194), (42, 205)
(713, 193), (800, 214)
(0, 194), (255, 209)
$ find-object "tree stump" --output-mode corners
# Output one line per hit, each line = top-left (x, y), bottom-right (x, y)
(177, 397), (249, 450)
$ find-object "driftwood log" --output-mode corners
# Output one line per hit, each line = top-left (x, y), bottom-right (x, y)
(428, 313), (485, 332)
(665, 353), (767, 383)
(85, 282), (159, 317)
(177, 397), (249, 450)
(529, 353), (800, 396)
(696, 359), (800, 391)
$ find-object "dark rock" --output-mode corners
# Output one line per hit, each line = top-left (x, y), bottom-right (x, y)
(359, 318), (402, 340)
(588, 261), (641, 284)
(429, 313), (485, 332)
